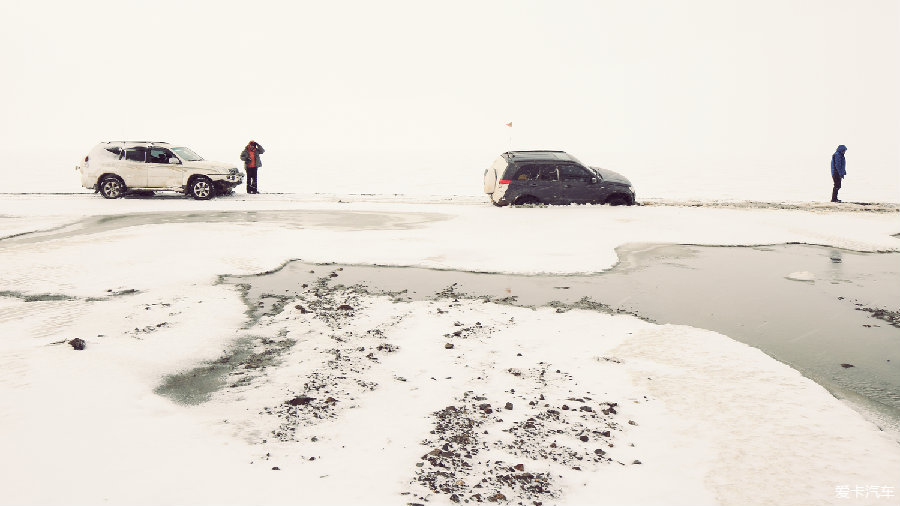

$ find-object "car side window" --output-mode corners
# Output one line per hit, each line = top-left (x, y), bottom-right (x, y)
(558, 164), (592, 182)
(105, 146), (124, 159)
(125, 147), (148, 162)
(514, 164), (540, 181)
(148, 147), (173, 164)
(536, 165), (558, 181)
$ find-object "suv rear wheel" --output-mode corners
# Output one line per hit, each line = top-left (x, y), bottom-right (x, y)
(99, 176), (125, 199)
(189, 176), (214, 200)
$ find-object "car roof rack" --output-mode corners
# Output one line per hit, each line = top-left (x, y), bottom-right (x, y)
(104, 140), (169, 144)
(503, 150), (575, 161)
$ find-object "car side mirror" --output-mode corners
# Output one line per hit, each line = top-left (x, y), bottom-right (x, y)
(591, 177), (598, 184)
(169, 158), (181, 164)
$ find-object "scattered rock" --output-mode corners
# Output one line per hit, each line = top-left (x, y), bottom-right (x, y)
(840, 363), (855, 368)
(68, 338), (86, 350)
(445, 343), (455, 349)
(505, 402), (514, 411)
(286, 395), (315, 406)
(632, 460), (642, 465)
(853, 305), (900, 328)
(337, 304), (353, 311)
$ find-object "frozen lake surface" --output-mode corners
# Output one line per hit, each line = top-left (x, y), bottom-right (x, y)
(2, 195), (898, 505)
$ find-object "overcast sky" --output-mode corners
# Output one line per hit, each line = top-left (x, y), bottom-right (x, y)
(2, 0), (897, 198)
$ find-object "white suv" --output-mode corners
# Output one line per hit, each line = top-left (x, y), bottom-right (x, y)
(76, 141), (244, 200)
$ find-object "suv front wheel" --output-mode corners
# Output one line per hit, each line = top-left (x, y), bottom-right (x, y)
(189, 176), (214, 200)
(99, 176), (125, 199)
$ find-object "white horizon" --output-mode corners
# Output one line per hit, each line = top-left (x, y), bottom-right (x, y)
(1, 1), (897, 201)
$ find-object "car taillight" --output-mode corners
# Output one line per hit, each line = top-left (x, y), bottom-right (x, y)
(84, 156), (89, 162)
(499, 179), (511, 185)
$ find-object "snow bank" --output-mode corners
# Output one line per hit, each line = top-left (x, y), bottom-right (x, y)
(786, 270), (816, 282)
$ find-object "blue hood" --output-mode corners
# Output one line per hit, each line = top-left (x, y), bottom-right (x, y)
(831, 145), (847, 176)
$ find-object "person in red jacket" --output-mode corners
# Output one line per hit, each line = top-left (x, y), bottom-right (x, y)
(239, 140), (265, 194)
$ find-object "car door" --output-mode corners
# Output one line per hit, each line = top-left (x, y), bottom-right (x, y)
(121, 147), (149, 187)
(146, 146), (182, 188)
(533, 164), (561, 202)
(557, 164), (595, 204)
(512, 163), (558, 203)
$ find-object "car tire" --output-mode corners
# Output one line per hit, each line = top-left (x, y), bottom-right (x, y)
(190, 176), (214, 200)
(99, 176), (125, 199)
(515, 195), (540, 206)
(606, 195), (629, 206)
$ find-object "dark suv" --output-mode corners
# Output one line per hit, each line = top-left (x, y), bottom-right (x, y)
(483, 151), (635, 206)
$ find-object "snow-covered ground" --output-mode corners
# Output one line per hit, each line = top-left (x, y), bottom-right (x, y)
(1, 193), (898, 506)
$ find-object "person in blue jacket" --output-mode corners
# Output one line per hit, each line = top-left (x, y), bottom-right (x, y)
(830, 145), (847, 203)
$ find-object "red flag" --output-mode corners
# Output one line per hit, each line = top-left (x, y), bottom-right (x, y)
(506, 122), (513, 127)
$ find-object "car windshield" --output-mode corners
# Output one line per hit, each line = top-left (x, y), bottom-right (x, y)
(171, 146), (203, 161)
